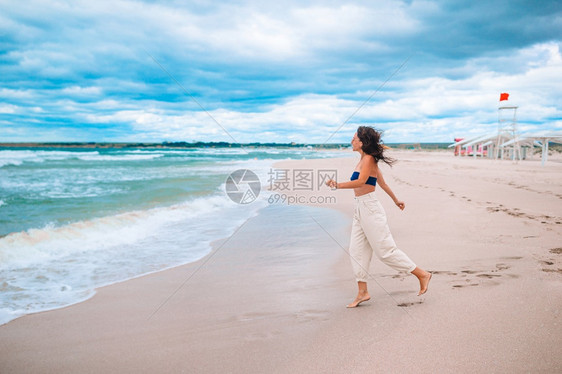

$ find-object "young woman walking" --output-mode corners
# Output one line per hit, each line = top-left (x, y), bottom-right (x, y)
(326, 126), (432, 308)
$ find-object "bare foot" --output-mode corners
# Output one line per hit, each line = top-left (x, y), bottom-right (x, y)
(346, 294), (371, 308)
(418, 272), (432, 296)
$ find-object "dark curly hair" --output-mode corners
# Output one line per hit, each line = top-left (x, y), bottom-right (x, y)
(356, 126), (395, 166)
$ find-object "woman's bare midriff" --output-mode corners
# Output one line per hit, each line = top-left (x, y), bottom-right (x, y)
(354, 185), (376, 197)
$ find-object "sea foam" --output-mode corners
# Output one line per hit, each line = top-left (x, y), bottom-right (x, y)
(0, 146), (351, 325)
(0, 192), (268, 325)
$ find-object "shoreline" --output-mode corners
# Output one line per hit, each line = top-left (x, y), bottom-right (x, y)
(0, 199), (353, 373)
(1, 151), (561, 373)
(0, 191), (267, 326)
(0, 147), (353, 326)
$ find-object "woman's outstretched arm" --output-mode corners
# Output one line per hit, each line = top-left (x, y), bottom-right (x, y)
(376, 165), (405, 210)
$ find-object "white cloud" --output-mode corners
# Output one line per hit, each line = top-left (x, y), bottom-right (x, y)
(0, 104), (19, 114)
(22, 39), (562, 144)
(0, 88), (36, 99)
(60, 86), (103, 96)
(1, 1), (561, 143)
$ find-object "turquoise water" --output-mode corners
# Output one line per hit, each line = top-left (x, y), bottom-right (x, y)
(0, 146), (351, 325)
(0, 147), (325, 236)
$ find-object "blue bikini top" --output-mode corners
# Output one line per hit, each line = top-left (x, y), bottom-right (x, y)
(351, 171), (377, 186)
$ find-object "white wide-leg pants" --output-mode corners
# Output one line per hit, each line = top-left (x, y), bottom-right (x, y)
(349, 191), (416, 282)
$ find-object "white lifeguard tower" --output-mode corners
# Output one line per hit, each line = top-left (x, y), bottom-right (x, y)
(449, 92), (562, 165)
(494, 93), (521, 161)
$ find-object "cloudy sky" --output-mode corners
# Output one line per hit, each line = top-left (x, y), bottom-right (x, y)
(1, 0), (561, 143)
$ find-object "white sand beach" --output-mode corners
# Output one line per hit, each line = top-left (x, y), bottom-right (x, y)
(1, 150), (561, 373)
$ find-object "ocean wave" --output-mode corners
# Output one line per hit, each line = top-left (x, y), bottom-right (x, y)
(0, 148), (351, 168)
(0, 178), (125, 199)
(0, 147), (351, 325)
(0, 150), (98, 167)
(0, 149), (168, 167)
(0, 159), (23, 167)
(0, 192), (267, 325)
(76, 154), (164, 161)
(0, 193), (245, 267)
(123, 149), (196, 154)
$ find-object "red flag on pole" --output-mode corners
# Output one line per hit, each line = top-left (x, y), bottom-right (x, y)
(499, 93), (509, 101)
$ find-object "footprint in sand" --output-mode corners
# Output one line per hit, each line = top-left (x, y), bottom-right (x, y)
(539, 248), (562, 274)
(542, 268), (562, 274)
(381, 273), (408, 280)
(495, 263), (510, 271)
(452, 284), (479, 288)
(476, 274), (502, 279)
(430, 270), (457, 276)
(487, 206), (562, 225)
(397, 301), (424, 307)
(440, 257), (523, 290)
